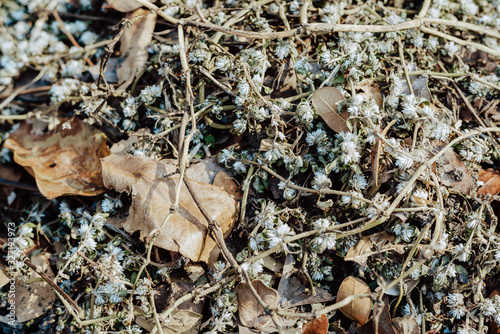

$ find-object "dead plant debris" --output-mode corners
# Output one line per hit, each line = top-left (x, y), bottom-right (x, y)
(1, 0), (500, 334)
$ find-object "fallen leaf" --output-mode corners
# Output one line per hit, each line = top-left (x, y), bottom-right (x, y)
(15, 252), (57, 323)
(345, 236), (374, 268)
(400, 65), (432, 102)
(311, 87), (350, 133)
(105, 0), (153, 12)
(302, 314), (328, 334)
(115, 9), (156, 93)
(478, 168), (500, 196)
(213, 170), (243, 200)
(345, 232), (400, 271)
(277, 255), (335, 309)
(372, 298), (396, 334)
(378, 275), (419, 297)
(357, 79), (383, 108)
(413, 143), (472, 196)
(154, 282), (205, 314)
(135, 308), (201, 334)
(101, 154), (239, 263)
(4, 118), (110, 199)
(392, 314), (420, 334)
(336, 276), (372, 324)
(434, 143), (473, 196)
(111, 137), (230, 185)
(237, 280), (279, 330)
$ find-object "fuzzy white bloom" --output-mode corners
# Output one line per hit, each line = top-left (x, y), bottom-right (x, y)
(140, 85), (162, 104)
(80, 31), (99, 45)
(411, 189), (428, 206)
(215, 56), (232, 72)
(466, 211), (482, 229)
(350, 173), (367, 191)
(266, 224), (295, 249)
(447, 293), (467, 319)
(189, 47), (208, 63)
(444, 41), (460, 58)
(460, 0), (478, 16)
(253, 18), (271, 32)
(401, 94), (420, 119)
(237, 80), (251, 96)
(392, 222), (415, 242)
(232, 118), (247, 134)
(427, 37), (439, 51)
(312, 218), (332, 230)
(453, 243), (469, 262)
(296, 100), (315, 124)
(340, 191), (365, 209)
(457, 326), (480, 334)
(101, 198), (114, 213)
(395, 153), (414, 170)
(294, 58), (312, 74)
(311, 233), (336, 252)
(275, 40), (291, 60)
(431, 122), (451, 141)
(240, 260), (264, 278)
(312, 172), (332, 190)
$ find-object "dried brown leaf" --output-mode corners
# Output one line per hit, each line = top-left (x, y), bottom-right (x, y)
(277, 255), (334, 309)
(372, 298), (396, 334)
(135, 307), (202, 334)
(413, 142), (472, 196)
(311, 87), (350, 133)
(434, 143), (473, 195)
(15, 253), (56, 323)
(336, 276), (372, 324)
(105, 0), (153, 12)
(302, 314), (328, 334)
(392, 315), (420, 334)
(345, 236), (373, 267)
(4, 119), (110, 199)
(478, 168), (500, 196)
(116, 9), (156, 93)
(101, 154), (239, 263)
(237, 280), (279, 329)
(213, 170), (243, 200)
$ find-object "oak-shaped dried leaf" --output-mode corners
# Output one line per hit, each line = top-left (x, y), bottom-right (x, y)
(311, 87), (350, 133)
(101, 154), (238, 263)
(3, 119), (110, 199)
(302, 314), (328, 334)
(105, 0), (153, 12)
(336, 276), (372, 324)
(237, 280), (278, 330)
(478, 168), (500, 196)
(115, 9), (156, 93)
(15, 253), (56, 323)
